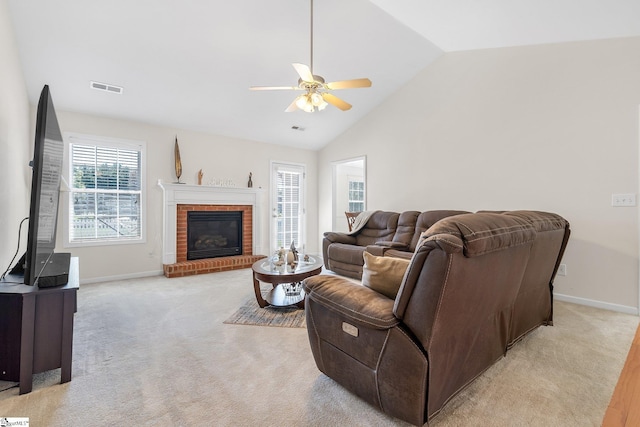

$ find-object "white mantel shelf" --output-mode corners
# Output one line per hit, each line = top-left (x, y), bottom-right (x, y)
(157, 180), (264, 265)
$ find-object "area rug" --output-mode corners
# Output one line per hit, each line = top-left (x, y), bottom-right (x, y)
(223, 298), (306, 328)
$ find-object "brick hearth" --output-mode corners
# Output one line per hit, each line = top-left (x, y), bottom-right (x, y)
(163, 204), (265, 277)
(163, 255), (265, 278)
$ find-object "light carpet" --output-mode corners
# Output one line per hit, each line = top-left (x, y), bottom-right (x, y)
(0, 268), (637, 426)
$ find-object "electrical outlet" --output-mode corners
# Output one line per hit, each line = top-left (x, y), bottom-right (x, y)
(612, 193), (637, 207)
(557, 264), (567, 276)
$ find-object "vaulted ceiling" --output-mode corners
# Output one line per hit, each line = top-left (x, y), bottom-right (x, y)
(8, 0), (640, 150)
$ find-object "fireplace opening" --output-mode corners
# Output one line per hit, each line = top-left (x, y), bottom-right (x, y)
(187, 211), (243, 260)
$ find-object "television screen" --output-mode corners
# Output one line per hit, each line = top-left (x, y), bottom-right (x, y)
(23, 85), (65, 286)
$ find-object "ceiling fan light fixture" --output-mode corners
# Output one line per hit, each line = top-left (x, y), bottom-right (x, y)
(294, 92), (328, 113)
(310, 92), (323, 105)
(303, 99), (315, 113)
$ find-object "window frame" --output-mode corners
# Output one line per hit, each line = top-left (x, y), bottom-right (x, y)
(62, 133), (147, 248)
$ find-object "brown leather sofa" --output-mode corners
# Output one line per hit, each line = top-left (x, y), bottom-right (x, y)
(322, 210), (468, 279)
(304, 211), (570, 425)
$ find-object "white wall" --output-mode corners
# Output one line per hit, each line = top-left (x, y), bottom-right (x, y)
(0, 0), (31, 272)
(319, 37), (640, 313)
(56, 111), (318, 282)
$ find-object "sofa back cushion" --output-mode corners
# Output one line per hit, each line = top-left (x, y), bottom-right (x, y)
(354, 211), (400, 247)
(408, 210), (470, 251)
(390, 211), (420, 246)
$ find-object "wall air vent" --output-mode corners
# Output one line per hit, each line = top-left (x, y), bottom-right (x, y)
(90, 81), (123, 94)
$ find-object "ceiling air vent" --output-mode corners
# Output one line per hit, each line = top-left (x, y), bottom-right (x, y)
(90, 81), (123, 94)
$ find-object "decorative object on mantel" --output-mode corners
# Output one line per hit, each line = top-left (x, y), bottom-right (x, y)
(197, 169), (203, 185)
(248, 172), (253, 188)
(174, 136), (184, 184)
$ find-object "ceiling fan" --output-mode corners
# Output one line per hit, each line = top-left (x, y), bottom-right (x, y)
(249, 0), (372, 113)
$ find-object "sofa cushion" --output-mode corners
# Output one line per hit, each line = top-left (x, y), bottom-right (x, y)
(362, 252), (410, 299)
(391, 211), (420, 245)
(327, 243), (367, 266)
(354, 211), (400, 247)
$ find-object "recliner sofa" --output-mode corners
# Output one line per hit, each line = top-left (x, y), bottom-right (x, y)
(304, 210), (570, 425)
(322, 210), (468, 279)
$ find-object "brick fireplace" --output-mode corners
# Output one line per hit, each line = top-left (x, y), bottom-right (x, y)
(158, 181), (266, 278)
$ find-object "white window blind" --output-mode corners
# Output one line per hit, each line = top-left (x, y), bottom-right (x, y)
(67, 135), (145, 245)
(275, 169), (302, 249)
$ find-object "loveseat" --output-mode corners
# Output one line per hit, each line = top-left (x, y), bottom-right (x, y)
(304, 211), (570, 425)
(322, 210), (468, 279)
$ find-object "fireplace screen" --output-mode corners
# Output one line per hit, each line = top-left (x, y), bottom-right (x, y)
(187, 211), (242, 260)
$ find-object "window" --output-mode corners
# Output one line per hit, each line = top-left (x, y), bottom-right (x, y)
(348, 179), (365, 212)
(65, 134), (145, 246)
(271, 162), (305, 252)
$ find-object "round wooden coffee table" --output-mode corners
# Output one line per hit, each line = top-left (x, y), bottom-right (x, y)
(251, 255), (323, 308)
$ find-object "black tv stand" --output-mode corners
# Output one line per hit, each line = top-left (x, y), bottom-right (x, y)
(0, 257), (79, 394)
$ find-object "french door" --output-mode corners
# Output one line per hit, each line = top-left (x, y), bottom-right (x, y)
(271, 162), (306, 253)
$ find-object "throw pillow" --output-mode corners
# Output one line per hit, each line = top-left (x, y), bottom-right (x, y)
(361, 251), (410, 299)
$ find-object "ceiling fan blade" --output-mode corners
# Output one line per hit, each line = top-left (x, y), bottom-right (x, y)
(249, 86), (300, 91)
(285, 98), (299, 112)
(322, 93), (352, 111)
(325, 78), (372, 90)
(292, 63), (314, 83)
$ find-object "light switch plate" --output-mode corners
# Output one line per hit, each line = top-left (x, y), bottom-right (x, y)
(611, 194), (637, 207)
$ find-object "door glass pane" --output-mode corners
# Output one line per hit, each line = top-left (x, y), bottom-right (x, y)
(273, 166), (304, 251)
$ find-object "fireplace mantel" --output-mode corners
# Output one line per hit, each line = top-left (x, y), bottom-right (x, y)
(157, 180), (264, 265)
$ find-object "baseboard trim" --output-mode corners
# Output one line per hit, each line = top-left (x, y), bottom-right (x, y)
(81, 270), (165, 285)
(555, 293), (639, 316)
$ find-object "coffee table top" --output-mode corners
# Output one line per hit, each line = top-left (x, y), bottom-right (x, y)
(252, 255), (323, 278)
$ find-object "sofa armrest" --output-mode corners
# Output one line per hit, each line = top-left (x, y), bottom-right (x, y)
(303, 275), (398, 329)
(365, 245), (388, 256)
(323, 232), (357, 245)
(366, 241), (410, 256)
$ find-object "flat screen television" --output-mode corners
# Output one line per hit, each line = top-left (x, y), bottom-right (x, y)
(19, 84), (69, 286)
